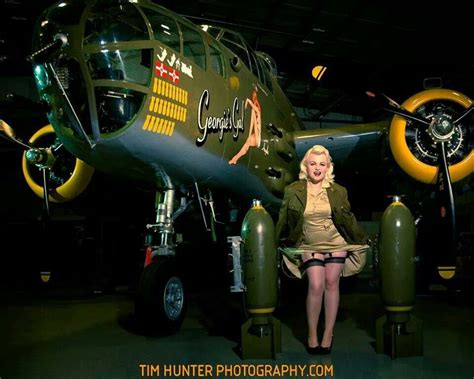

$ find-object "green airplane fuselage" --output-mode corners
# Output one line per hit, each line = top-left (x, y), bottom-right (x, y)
(32, 0), (385, 208)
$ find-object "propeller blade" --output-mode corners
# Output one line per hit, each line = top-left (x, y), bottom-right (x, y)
(39, 168), (52, 281)
(381, 92), (402, 108)
(453, 105), (474, 124)
(366, 90), (401, 108)
(41, 167), (51, 221)
(0, 119), (16, 139)
(365, 90), (431, 126)
(435, 142), (457, 279)
(0, 119), (33, 149)
(382, 106), (431, 126)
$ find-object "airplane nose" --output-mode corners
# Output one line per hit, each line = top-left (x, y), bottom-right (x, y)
(32, 0), (153, 140)
(32, 1), (93, 141)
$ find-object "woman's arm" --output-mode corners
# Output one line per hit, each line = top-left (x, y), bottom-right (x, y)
(245, 98), (259, 113)
(340, 187), (367, 243)
(275, 187), (291, 246)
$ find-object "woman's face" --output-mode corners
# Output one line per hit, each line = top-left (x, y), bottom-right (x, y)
(305, 152), (329, 184)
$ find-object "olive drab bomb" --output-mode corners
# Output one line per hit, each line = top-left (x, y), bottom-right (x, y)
(240, 200), (281, 359)
(376, 196), (423, 358)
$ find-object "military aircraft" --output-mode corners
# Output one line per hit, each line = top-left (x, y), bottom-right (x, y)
(0, 0), (472, 334)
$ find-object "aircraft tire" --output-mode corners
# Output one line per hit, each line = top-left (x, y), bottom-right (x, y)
(135, 258), (186, 335)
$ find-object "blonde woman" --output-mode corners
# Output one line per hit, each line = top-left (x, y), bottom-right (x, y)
(276, 145), (368, 355)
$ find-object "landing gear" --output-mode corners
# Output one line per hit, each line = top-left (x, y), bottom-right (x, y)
(134, 184), (186, 334)
(135, 258), (186, 335)
(134, 180), (232, 335)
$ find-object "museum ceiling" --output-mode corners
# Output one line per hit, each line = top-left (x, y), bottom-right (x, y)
(1, 0), (472, 120)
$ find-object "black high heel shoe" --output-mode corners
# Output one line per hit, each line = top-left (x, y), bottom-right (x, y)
(318, 338), (333, 355)
(305, 344), (320, 355)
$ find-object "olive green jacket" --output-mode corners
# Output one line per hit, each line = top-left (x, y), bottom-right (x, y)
(275, 180), (367, 248)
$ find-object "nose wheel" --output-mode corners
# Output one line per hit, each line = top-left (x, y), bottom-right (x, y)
(135, 258), (186, 334)
(163, 276), (184, 321)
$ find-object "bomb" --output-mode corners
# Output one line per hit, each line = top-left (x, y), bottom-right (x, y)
(240, 199), (281, 359)
(241, 200), (278, 312)
(379, 195), (416, 313)
(376, 195), (423, 358)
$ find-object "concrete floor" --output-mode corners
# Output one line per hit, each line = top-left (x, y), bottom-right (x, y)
(1, 281), (473, 379)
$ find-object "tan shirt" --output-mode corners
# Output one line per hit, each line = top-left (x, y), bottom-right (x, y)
(298, 188), (367, 254)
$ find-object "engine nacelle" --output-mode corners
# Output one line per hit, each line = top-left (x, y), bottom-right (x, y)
(389, 89), (473, 184)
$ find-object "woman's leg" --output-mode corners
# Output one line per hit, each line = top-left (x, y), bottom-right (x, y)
(321, 251), (347, 347)
(229, 112), (256, 164)
(302, 252), (325, 347)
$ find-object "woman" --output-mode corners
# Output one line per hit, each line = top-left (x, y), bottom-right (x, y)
(229, 87), (261, 165)
(276, 145), (368, 355)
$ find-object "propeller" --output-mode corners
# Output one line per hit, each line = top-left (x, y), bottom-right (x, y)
(368, 89), (474, 279)
(1, 119), (55, 219)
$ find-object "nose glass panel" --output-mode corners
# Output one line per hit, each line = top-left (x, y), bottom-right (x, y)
(86, 49), (152, 86)
(95, 87), (145, 135)
(84, 2), (149, 45)
(33, 1), (86, 50)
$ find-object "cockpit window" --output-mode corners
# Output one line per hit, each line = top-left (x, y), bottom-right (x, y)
(179, 23), (206, 70)
(141, 8), (181, 53)
(220, 31), (251, 71)
(209, 43), (224, 77)
(257, 57), (273, 92)
(256, 51), (278, 77)
(248, 48), (262, 83)
(221, 31), (243, 46)
(203, 25), (221, 39)
(86, 49), (152, 86)
(84, 2), (149, 46)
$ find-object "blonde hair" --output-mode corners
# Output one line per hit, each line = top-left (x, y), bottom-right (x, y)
(299, 145), (335, 186)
